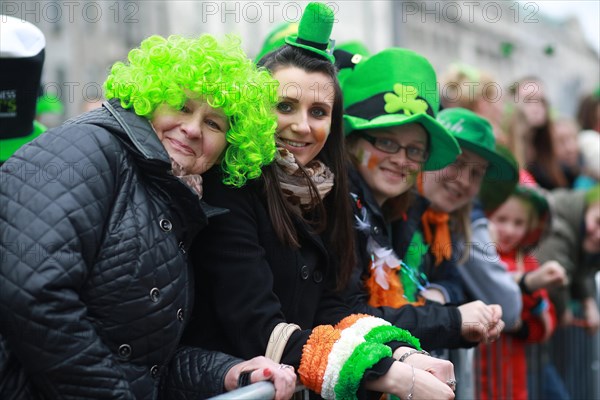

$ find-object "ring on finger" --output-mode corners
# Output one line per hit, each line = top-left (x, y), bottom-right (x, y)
(446, 378), (457, 390)
(279, 364), (292, 369)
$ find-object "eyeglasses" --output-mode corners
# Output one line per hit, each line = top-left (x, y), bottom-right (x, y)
(358, 132), (429, 163)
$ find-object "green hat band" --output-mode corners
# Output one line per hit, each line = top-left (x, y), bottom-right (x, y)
(345, 91), (434, 121)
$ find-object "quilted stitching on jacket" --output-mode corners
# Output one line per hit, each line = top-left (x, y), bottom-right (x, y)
(0, 102), (206, 399)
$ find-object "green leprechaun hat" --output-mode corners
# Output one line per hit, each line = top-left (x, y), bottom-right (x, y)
(478, 144), (520, 213)
(342, 47), (460, 171)
(437, 107), (519, 185)
(284, 2), (336, 63)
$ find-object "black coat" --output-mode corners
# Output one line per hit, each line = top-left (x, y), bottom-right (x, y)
(0, 100), (239, 400)
(182, 168), (352, 366)
(344, 167), (475, 350)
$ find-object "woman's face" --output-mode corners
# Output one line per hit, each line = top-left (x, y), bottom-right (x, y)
(518, 83), (547, 128)
(422, 148), (489, 213)
(273, 66), (334, 166)
(553, 120), (580, 168)
(352, 124), (428, 206)
(490, 196), (531, 253)
(151, 98), (229, 175)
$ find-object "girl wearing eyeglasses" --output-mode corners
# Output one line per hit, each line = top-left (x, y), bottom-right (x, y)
(339, 48), (506, 353)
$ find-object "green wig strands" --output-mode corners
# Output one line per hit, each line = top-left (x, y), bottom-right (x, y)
(104, 34), (279, 187)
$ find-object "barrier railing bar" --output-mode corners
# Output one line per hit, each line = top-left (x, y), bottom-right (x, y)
(208, 382), (307, 400)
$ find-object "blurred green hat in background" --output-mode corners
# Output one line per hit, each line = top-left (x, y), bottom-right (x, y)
(334, 40), (371, 84)
(36, 93), (64, 115)
(254, 22), (298, 63)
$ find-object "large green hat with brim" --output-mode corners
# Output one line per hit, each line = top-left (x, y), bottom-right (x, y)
(478, 144), (519, 213)
(255, 22), (299, 63)
(342, 47), (460, 171)
(284, 2), (336, 63)
(437, 107), (518, 183)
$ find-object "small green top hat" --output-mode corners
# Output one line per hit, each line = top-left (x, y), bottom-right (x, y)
(342, 47), (460, 171)
(437, 107), (518, 183)
(285, 2), (336, 63)
(255, 22), (298, 63)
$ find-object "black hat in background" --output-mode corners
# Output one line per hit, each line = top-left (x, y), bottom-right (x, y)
(1, 15), (46, 161)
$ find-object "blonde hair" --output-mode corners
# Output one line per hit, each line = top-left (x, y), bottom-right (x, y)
(441, 65), (498, 110)
(449, 203), (473, 265)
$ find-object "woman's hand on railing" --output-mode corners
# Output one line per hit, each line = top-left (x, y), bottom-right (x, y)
(457, 301), (504, 343)
(224, 356), (297, 400)
(365, 360), (455, 399)
(393, 346), (455, 387)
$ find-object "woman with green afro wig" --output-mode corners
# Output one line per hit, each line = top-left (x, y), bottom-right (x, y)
(104, 33), (278, 186)
(0, 32), (298, 400)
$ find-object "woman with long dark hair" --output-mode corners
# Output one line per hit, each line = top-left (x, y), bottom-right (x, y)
(182, 3), (456, 399)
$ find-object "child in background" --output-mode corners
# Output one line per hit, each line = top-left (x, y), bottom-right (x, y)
(479, 170), (568, 400)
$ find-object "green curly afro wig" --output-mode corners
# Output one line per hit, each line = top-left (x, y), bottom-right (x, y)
(104, 34), (278, 187)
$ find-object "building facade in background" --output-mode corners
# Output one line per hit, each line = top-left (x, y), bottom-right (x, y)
(3, 0), (597, 119)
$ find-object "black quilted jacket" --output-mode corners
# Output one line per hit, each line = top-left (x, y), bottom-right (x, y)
(0, 99), (240, 399)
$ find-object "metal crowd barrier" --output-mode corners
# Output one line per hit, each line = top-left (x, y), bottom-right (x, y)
(208, 382), (308, 400)
(454, 272), (600, 400)
(209, 275), (600, 400)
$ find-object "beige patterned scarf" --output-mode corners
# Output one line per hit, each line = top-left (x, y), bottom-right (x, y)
(275, 148), (334, 213)
(171, 159), (203, 199)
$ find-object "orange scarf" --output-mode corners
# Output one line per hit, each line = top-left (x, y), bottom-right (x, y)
(418, 174), (452, 266)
